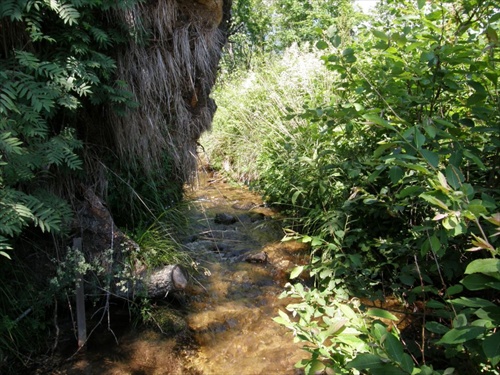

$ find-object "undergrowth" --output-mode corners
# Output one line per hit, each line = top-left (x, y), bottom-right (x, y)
(203, 0), (499, 373)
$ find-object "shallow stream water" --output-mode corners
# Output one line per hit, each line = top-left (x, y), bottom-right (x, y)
(52, 172), (310, 375)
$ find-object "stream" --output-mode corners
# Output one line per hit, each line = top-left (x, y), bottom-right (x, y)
(51, 171), (310, 375)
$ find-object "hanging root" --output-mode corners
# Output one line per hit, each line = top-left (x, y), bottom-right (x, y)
(109, 0), (229, 182)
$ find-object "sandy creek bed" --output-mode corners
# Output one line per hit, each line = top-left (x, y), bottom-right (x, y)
(47, 173), (310, 375)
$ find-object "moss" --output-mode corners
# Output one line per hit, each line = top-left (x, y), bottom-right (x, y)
(148, 307), (188, 335)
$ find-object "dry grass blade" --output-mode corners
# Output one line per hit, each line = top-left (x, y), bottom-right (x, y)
(110, 0), (228, 182)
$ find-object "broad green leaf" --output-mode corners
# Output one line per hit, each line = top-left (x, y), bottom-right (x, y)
(426, 299), (446, 309)
(420, 149), (439, 168)
(372, 29), (389, 41)
(397, 186), (423, 198)
(466, 201), (487, 217)
(437, 172), (449, 190)
(463, 149), (486, 170)
(389, 166), (404, 184)
(413, 127), (426, 149)
(367, 308), (399, 321)
(316, 40), (328, 50)
(346, 354), (382, 369)
(290, 265), (304, 279)
(448, 297), (496, 308)
(475, 306), (500, 324)
(436, 326), (485, 345)
(384, 333), (405, 363)
(445, 284), (463, 296)
(425, 321), (449, 334)
(424, 124), (437, 139)
(339, 304), (358, 320)
(445, 164), (464, 189)
(462, 274), (500, 291)
(400, 353), (415, 374)
(347, 355), (407, 374)
(420, 193), (448, 210)
(324, 318), (347, 337)
(372, 321), (388, 341)
(363, 114), (395, 130)
(273, 309), (291, 325)
(453, 314), (467, 328)
(483, 331), (500, 366)
(429, 235), (441, 254)
(464, 259), (500, 275)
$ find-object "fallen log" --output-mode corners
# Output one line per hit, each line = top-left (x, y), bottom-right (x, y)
(135, 264), (188, 299)
(74, 186), (188, 300)
(113, 264), (188, 300)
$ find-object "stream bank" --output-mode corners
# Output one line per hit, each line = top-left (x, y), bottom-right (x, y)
(47, 171), (309, 375)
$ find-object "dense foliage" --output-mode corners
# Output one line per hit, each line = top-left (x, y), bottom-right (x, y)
(0, 0), (144, 368)
(0, 0), (228, 369)
(205, 0), (499, 373)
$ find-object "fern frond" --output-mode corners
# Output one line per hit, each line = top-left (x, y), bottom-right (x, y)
(0, 131), (24, 155)
(0, 0), (22, 21)
(0, 235), (13, 259)
(0, 81), (20, 114)
(0, 190), (33, 237)
(47, 2), (80, 26)
(15, 51), (40, 71)
(84, 23), (111, 47)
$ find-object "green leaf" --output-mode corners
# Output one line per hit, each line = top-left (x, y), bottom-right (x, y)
(446, 284), (463, 296)
(347, 354), (407, 374)
(448, 297), (495, 308)
(363, 114), (395, 130)
(346, 353), (382, 369)
(316, 40), (328, 50)
(420, 149), (439, 168)
(367, 308), (398, 321)
(464, 259), (500, 275)
(483, 331), (500, 367)
(461, 274), (500, 291)
(429, 235), (441, 254)
(372, 29), (389, 41)
(0, 251), (11, 259)
(420, 193), (448, 210)
(475, 307), (500, 325)
(413, 127), (426, 149)
(384, 333), (405, 363)
(290, 265), (304, 279)
(436, 326), (485, 345)
(396, 186), (423, 198)
(400, 353), (415, 374)
(389, 166), (404, 184)
(425, 321), (450, 334)
(463, 149), (486, 170)
(291, 190), (301, 205)
(445, 164), (464, 189)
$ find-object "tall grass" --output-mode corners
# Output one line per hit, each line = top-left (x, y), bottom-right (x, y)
(201, 44), (336, 183)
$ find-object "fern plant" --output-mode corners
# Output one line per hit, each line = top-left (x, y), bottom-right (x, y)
(0, 0), (140, 258)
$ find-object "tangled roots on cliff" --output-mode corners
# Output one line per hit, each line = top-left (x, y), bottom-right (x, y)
(111, 0), (227, 182)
